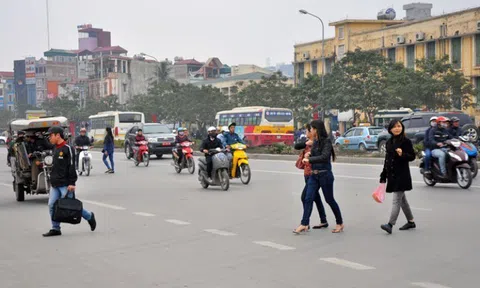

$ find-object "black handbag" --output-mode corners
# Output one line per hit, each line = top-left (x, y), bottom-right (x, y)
(52, 192), (83, 224)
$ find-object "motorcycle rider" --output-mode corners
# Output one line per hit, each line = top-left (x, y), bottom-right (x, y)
(174, 127), (192, 165)
(449, 117), (462, 139)
(429, 116), (453, 177)
(217, 126), (228, 147)
(423, 116), (437, 173)
(224, 123), (245, 170)
(133, 129), (146, 160)
(74, 128), (92, 170)
(200, 126), (224, 181)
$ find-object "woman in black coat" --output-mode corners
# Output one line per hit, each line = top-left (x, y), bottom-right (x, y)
(379, 120), (416, 234)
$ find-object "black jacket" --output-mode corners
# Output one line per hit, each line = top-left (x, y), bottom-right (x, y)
(199, 137), (223, 156)
(380, 137), (415, 193)
(449, 127), (461, 139)
(428, 127), (452, 149)
(75, 135), (91, 147)
(50, 142), (77, 188)
(308, 139), (333, 171)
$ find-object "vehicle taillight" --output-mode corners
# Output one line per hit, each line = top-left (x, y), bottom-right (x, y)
(115, 127), (119, 136)
(366, 135), (371, 139)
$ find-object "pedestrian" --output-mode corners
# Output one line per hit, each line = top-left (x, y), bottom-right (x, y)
(102, 127), (115, 174)
(294, 123), (328, 229)
(43, 126), (96, 237)
(293, 120), (344, 234)
(380, 120), (416, 234)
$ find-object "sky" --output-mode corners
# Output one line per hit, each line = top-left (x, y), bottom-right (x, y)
(0, 0), (478, 71)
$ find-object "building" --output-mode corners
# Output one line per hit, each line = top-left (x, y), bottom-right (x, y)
(294, 3), (480, 119)
(230, 64), (273, 76)
(0, 72), (14, 111)
(170, 58), (204, 84)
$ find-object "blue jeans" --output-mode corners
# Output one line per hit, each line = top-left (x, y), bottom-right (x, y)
(48, 186), (92, 231)
(424, 149), (432, 170)
(301, 171), (343, 226)
(301, 176), (327, 224)
(432, 148), (447, 175)
(103, 151), (114, 171)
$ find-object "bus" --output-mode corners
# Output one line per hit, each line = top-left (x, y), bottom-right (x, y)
(373, 108), (413, 127)
(215, 106), (294, 147)
(88, 111), (145, 141)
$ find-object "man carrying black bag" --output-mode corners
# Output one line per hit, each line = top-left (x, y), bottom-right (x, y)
(43, 126), (97, 237)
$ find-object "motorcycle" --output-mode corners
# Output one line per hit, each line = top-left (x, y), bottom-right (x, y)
(134, 141), (150, 167)
(459, 136), (478, 178)
(229, 143), (251, 184)
(198, 148), (230, 191)
(76, 145), (93, 176)
(173, 142), (195, 174)
(420, 139), (472, 189)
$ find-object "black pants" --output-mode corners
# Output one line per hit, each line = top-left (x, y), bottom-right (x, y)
(75, 149), (81, 169)
(206, 156), (213, 178)
(177, 148), (184, 164)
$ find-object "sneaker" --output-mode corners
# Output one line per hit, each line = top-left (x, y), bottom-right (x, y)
(105, 169), (112, 174)
(399, 222), (416, 231)
(88, 213), (97, 231)
(380, 223), (393, 234)
(42, 229), (62, 237)
(108, 170), (115, 174)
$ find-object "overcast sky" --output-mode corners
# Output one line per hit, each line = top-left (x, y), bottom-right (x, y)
(0, 0), (478, 71)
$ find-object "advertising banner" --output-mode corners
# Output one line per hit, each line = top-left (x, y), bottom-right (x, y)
(25, 57), (36, 85)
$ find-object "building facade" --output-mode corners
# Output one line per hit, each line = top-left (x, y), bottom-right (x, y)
(294, 4), (480, 118)
(0, 72), (14, 111)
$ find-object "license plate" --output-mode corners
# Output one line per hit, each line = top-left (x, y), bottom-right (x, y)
(276, 135), (281, 139)
(162, 142), (170, 146)
(83, 152), (88, 156)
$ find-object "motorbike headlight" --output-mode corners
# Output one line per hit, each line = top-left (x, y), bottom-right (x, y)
(44, 155), (53, 166)
(148, 138), (158, 143)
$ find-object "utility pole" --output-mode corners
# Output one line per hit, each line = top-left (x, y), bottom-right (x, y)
(46, 0), (50, 49)
(100, 52), (104, 98)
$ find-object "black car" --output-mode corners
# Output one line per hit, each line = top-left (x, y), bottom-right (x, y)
(377, 112), (478, 155)
(124, 123), (176, 159)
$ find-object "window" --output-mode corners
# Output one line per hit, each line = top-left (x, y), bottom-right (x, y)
(104, 83), (108, 95)
(143, 125), (171, 134)
(123, 83), (127, 92)
(410, 117), (424, 128)
(119, 113), (142, 123)
(387, 48), (396, 62)
(344, 130), (354, 137)
(9, 95), (13, 102)
(325, 58), (333, 74)
(353, 129), (364, 136)
(451, 37), (462, 69)
(8, 106), (12, 112)
(0, 88), (3, 96)
(265, 110), (293, 122)
(406, 45), (415, 68)
(475, 77), (480, 104)
(312, 61), (318, 75)
(338, 45), (345, 59)
(426, 41), (436, 59)
(368, 128), (384, 136)
(475, 34), (480, 66)
(298, 63), (304, 83)
(338, 26), (345, 40)
(218, 112), (261, 126)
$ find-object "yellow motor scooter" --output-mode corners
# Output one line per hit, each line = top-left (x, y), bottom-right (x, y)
(229, 143), (251, 184)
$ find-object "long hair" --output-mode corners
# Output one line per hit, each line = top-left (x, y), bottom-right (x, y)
(105, 127), (114, 141)
(310, 120), (336, 162)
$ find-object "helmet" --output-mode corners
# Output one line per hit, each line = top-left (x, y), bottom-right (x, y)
(436, 116), (448, 123)
(429, 116), (438, 122)
(207, 126), (216, 132)
(80, 127), (87, 132)
(228, 122), (236, 128)
(450, 116), (460, 122)
(177, 127), (186, 132)
(221, 126), (228, 132)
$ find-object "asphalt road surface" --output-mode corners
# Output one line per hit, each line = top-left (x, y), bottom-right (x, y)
(0, 149), (478, 288)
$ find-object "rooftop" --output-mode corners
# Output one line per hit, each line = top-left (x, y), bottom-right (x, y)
(193, 72), (273, 86)
(44, 48), (77, 57)
(175, 59), (204, 66)
(328, 19), (406, 26)
(92, 46), (128, 54)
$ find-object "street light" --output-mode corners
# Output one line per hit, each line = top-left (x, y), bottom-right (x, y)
(140, 52), (158, 62)
(299, 9), (325, 121)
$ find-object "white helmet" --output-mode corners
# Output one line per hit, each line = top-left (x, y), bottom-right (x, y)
(221, 126), (228, 132)
(207, 126), (216, 132)
(430, 116), (438, 122)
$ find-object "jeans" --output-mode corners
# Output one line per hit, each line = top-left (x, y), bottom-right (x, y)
(424, 149), (432, 170)
(206, 156), (213, 178)
(301, 176), (327, 224)
(432, 149), (447, 175)
(389, 192), (414, 225)
(103, 151), (114, 171)
(301, 171), (343, 226)
(48, 186), (92, 231)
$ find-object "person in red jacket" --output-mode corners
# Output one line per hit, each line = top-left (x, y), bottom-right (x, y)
(133, 129), (146, 160)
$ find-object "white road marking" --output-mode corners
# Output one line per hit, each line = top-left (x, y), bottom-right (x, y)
(165, 219), (191, 225)
(320, 257), (375, 270)
(411, 282), (452, 288)
(0, 182), (11, 187)
(204, 229), (237, 236)
(82, 200), (126, 210)
(133, 212), (156, 217)
(411, 207), (433, 212)
(253, 241), (296, 251)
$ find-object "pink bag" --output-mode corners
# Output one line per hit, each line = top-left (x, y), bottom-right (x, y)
(372, 183), (386, 203)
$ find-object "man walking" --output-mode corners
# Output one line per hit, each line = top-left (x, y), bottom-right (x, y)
(43, 126), (96, 237)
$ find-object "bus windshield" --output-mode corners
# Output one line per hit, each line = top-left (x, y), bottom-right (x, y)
(265, 110), (293, 122)
(119, 113), (142, 123)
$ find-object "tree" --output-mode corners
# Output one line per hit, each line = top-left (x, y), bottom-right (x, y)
(0, 110), (15, 130)
(291, 74), (329, 124)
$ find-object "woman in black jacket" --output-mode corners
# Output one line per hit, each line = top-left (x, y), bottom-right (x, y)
(380, 120), (416, 234)
(293, 120), (343, 234)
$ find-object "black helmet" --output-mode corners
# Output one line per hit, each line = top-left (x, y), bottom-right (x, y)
(228, 122), (236, 128)
(450, 116), (460, 123)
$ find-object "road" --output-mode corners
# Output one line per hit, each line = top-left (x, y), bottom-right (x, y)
(0, 149), (478, 288)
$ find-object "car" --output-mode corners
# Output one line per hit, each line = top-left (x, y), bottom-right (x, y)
(124, 123), (176, 159)
(376, 112), (478, 155)
(0, 135), (6, 144)
(335, 126), (384, 152)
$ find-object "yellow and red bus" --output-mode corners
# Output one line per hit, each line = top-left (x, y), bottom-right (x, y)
(215, 106), (294, 147)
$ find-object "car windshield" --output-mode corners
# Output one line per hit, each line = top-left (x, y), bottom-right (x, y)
(368, 128), (384, 135)
(142, 125), (170, 134)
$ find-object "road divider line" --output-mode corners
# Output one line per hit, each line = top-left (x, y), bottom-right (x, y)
(133, 212), (156, 217)
(320, 257), (375, 270)
(82, 200), (126, 210)
(411, 207), (433, 212)
(411, 282), (452, 288)
(204, 229), (237, 236)
(165, 219), (191, 225)
(253, 241), (295, 251)
(0, 182), (11, 187)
